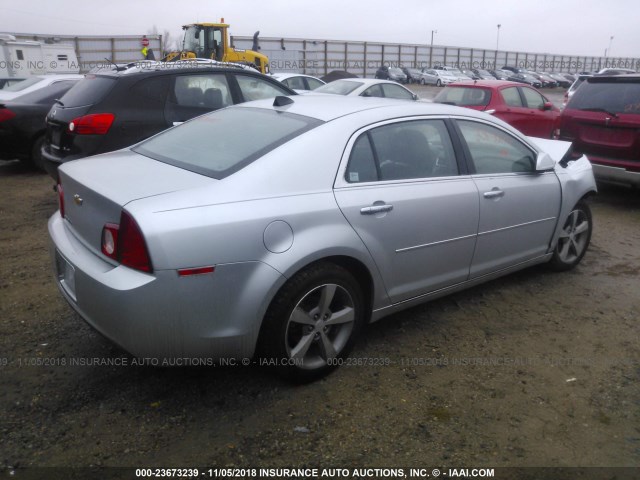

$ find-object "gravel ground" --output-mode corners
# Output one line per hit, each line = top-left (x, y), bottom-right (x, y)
(1, 93), (639, 477)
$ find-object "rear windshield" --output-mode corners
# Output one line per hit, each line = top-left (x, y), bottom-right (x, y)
(315, 80), (363, 95)
(132, 107), (323, 179)
(57, 75), (115, 107)
(434, 87), (491, 107)
(568, 79), (640, 114)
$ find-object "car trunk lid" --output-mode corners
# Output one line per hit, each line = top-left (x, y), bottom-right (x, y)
(58, 150), (214, 258)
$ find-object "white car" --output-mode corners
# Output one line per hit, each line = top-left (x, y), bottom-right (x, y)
(0, 74), (84, 101)
(313, 78), (418, 100)
(271, 73), (325, 91)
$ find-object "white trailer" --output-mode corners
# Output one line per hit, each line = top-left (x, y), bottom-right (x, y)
(0, 34), (79, 88)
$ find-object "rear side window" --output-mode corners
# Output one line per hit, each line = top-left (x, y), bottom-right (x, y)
(58, 75), (116, 107)
(172, 74), (231, 109)
(568, 80), (640, 114)
(345, 119), (458, 182)
(133, 107), (322, 179)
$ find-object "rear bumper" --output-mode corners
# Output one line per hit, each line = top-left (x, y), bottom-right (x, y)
(48, 212), (286, 361)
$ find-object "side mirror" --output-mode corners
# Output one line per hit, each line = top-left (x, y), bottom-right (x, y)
(412, 93), (418, 101)
(542, 102), (554, 111)
(535, 152), (555, 171)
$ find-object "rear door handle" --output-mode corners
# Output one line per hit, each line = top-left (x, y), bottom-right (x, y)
(360, 204), (393, 215)
(483, 189), (505, 199)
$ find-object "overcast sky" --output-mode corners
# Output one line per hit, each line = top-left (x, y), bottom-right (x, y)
(1, 0), (638, 58)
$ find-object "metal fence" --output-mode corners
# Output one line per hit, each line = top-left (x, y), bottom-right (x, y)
(232, 35), (640, 77)
(10, 33), (163, 71)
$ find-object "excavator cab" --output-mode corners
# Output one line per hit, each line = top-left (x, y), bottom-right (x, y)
(182, 24), (225, 61)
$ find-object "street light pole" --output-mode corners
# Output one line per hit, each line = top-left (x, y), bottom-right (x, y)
(496, 24), (501, 51)
(429, 30), (437, 68)
(607, 35), (614, 57)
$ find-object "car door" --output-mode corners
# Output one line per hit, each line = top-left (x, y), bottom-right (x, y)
(454, 119), (562, 278)
(520, 86), (558, 138)
(334, 118), (480, 303)
(496, 86), (531, 133)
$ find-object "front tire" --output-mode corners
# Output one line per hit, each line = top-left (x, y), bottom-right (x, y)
(549, 201), (592, 271)
(260, 262), (365, 382)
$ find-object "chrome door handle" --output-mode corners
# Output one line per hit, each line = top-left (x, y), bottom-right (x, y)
(360, 204), (393, 215)
(483, 189), (505, 199)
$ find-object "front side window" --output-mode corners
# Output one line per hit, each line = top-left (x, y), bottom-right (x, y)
(345, 119), (459, 183)
(381, 84), (414, 100)
(501, 87), (523, 107)
(306, 78), (324, 90)
(521, 87), (545, 109)
(457, 120), (536, 174)
(236, 74), (290, 102)
(283, 76), (306, 90)
(361, 84), (383, 98)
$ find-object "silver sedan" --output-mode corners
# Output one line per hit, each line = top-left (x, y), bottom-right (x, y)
(49, 95), (596, 382)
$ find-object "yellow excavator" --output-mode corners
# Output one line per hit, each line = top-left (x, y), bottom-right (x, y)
(165, 19), (269, 74)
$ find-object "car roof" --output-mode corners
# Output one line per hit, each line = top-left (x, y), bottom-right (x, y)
(96, 61), (259, 78)
(331, 78), (403, 86)
(445, 80), (523, 88)
(271, 73), (323, 81)
(236, 93), (491, 123)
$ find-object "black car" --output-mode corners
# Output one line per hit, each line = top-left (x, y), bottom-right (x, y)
(0, 79), (80, 170)
(375, 66), (407, 83)
(41, 63), (296, 178)
(471, 69), (496, 80)
(506, 73), (543, 88)
(489, 69), (511, 80)
(401, 67), (422, 84)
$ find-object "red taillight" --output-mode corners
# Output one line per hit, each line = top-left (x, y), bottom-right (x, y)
(68, 113), (115, 135)
(0, 108), (16, 122)
(100, 211), (152, 273)
(57, 182), (65, 218)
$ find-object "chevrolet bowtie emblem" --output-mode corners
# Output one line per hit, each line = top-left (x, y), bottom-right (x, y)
(73, 194), (83, 206)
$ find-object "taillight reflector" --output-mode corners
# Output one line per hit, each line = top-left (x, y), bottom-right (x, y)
(101, 223), (119, 259)
(68, 113), (115, 135)
(100, 211), (152, 273)
(178, 266), (215, 277)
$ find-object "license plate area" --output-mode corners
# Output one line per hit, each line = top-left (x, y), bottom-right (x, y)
(55, 250), (76, 301)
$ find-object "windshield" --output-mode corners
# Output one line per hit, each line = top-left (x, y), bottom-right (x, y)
(315, 80), (363, 95)
(133, 107), (323, 179)
(183, 25), (203, 53)
(568, 79), (640, 115)
(434, 87), (491, 107)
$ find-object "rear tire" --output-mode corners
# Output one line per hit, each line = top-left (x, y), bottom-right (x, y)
(30, 135), (45, 172)
(548, 201), (592, 271)
(260, 262), (365, 383)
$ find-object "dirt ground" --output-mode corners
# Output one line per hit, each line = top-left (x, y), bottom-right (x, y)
(1, 90), (639, 477)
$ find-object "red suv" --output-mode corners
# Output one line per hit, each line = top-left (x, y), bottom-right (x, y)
(433, 80), (560, 138)
(557, 74), (640, 186)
